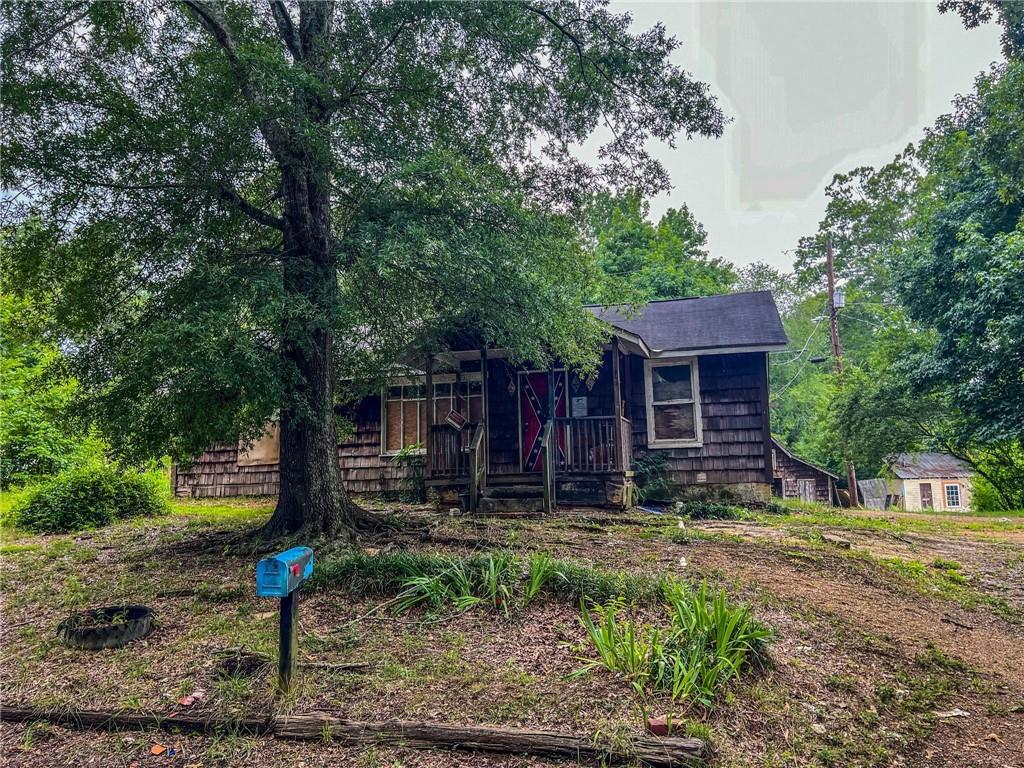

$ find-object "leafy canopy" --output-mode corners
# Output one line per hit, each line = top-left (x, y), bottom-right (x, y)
(584, 190), (736, 305)
(1, 2), (725, 464)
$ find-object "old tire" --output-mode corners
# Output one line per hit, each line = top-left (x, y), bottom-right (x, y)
(56, 606), (155, 650)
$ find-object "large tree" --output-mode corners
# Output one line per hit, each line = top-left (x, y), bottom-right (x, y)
(584, 190), (735, 304)
(2, 2), (724, 537)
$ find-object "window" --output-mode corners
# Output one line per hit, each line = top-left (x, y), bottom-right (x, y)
(944, 483), (961, 509)
(382, 384), (427, 454)
(644, 358), (702, 447)
(381, 375), (483, 455)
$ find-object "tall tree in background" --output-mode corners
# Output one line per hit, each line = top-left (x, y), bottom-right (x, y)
(585, 190), (735, 304)
(2, 2), (724, 537)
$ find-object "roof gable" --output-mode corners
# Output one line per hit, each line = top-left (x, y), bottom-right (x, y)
(589, 291), (788, 354)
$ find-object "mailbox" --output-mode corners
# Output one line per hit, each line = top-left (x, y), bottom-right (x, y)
(256, 546), (313, 598)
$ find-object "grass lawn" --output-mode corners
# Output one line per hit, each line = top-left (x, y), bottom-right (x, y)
(1, 497), (1022, 767)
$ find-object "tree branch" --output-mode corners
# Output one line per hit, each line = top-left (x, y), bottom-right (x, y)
(180, 1), (290, 153)
(270, 0), (303, 60)
(213, 181), (285, 230)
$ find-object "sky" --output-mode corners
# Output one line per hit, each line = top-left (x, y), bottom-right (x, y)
(608, 1), (1003, 271)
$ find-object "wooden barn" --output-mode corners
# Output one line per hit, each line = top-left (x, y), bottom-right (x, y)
(173, 291), (789, 511)
(770, 438), (838, 505)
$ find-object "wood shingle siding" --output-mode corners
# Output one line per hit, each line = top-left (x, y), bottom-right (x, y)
(627, 352), (771, 488)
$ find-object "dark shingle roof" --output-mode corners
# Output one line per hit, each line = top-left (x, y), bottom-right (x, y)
(887, 452), (972, 479)
(589, 291), (788, 353)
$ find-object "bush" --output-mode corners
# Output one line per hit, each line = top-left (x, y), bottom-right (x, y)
(674, 500), (745, 520)
(14, 464), (169, 533)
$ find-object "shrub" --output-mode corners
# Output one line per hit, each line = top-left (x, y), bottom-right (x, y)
(13, 464), (168, 533)
(674, 500), (745, 520)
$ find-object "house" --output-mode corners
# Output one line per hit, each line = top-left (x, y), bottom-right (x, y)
(173, 291), (789, 511)
(883, 452), (973, 512)
(770, 438), (838, 505)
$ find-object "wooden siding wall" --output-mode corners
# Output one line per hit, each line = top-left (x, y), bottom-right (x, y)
(174, 395), (414, 499)
(626, 352), (771, 486)
(772, 448), (833, 504)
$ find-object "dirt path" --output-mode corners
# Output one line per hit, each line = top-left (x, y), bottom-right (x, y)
(688, 540), (1024, 689)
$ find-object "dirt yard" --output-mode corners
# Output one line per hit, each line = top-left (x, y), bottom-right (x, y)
(1, 500), (1022, 768)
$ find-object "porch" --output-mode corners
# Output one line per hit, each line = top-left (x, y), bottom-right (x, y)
(421, 341), (635, 512)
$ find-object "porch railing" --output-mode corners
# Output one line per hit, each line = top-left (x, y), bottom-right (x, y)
(540, 421), (555, 514)
(556, 415), (632, 473)
(428, 424), (469, 477)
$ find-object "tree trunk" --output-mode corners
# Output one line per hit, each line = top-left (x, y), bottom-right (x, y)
(259, 162), (384, 540)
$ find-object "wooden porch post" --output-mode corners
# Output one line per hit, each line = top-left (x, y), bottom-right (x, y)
(480, 347), (489, 479)
(424, 354), (434, 480)
(611, 337), (625, 470)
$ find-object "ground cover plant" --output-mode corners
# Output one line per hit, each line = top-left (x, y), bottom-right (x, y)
(12, 464), (168, 534)
(311, 549), (668, 612)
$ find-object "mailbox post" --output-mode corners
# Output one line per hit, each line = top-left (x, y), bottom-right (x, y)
(256, 546), (313, 694)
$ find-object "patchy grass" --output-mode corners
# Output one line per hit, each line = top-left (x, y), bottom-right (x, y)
(1, 499), (1021, 768)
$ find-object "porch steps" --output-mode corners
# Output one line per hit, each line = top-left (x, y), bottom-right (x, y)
(478, 484), (544, 515)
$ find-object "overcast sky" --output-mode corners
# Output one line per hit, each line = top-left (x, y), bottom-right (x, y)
(608, 1), (1002, 271)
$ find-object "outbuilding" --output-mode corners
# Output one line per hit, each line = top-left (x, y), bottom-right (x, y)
(770, 438), (838, 505)
(885, 452), (973, 512)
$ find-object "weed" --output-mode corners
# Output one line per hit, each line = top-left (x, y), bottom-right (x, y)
(524, 552), (557, 605)
(576, 581), (771, 710)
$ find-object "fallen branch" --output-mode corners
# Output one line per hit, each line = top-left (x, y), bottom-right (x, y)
(940, 614), (975, 631)
(0, 703), (704, 766)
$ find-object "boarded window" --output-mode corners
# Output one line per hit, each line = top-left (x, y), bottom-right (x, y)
(383, 385), (424, 454)
(238, 423), (280, 466)
(645, 359), (702, 446)
(652, 403), (696, 441)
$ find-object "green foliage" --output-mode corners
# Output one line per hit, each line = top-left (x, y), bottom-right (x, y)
(311, 550), (666, 608)
(585, 191), (736, 305)
(674, 500), (745, 520)
(13, 464), (168, 533)
(0, 293), (104, 488)
(390, 443), (426, 503)
(524, 552), (557, 606)
(576, 582), (771, 709)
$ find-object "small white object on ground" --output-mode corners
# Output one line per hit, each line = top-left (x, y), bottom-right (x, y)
(933, 708), (970, 718)
(678, 556), (687, 567)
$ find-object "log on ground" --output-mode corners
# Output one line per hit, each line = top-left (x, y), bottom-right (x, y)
(1, 704), (705, 766)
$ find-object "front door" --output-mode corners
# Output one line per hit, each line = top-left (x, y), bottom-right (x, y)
(519, 371), (567, 472)
(919, 482), (933, 510)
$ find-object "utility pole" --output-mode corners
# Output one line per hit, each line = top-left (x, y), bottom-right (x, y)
(827, 239), (860, 507)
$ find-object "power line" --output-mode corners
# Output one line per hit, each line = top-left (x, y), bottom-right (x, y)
(770, 316), (824, 366)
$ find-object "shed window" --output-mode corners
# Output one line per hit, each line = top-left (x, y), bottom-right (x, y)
(644, 358), (703, 447)
(944, 483), (961, 509)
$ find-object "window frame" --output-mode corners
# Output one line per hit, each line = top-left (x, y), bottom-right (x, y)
(643, 357), (703, 448)
(943, 483), (962, 509)
(380, 373), (482, 456)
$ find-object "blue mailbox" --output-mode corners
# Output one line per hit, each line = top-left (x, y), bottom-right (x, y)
(256, 546), (314, 598)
